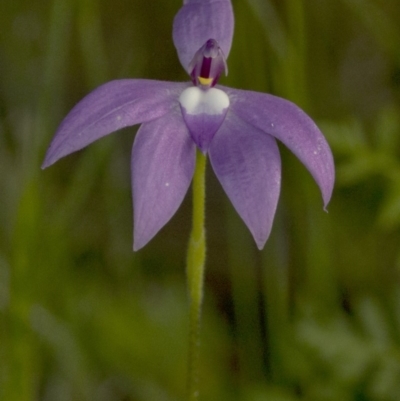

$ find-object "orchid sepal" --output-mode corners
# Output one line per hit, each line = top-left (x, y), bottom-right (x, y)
(173, 0), (234, 73)
(223, 86), (335, 207)
(42, 80), (189, 168)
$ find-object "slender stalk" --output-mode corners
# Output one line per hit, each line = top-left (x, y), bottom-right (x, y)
(186, 150), (207, 401)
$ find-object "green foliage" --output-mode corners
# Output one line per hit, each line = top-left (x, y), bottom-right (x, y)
(1, 0), (400, 400)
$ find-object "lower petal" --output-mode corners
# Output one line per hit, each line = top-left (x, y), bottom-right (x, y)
(209, 112), (281, 249)
(132, 110), (196, 250)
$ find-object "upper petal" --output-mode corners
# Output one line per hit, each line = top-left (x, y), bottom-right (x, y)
(209, 112), (281, 250)
(132, 110), (196, 251)
(173, 0), (234, 73)
(224, 87), (335, 207)
(42, 80), (189, 168)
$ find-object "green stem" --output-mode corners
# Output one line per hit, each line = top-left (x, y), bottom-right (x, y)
(186, 150), (207, 401)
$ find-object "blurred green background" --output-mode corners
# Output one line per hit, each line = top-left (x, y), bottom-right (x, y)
(1, 0), (400, 400)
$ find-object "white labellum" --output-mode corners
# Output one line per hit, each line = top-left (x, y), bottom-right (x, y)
(179, 87), (229, 115)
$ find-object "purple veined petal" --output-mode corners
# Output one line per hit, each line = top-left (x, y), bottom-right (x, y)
(209, 112), (281, 250)
(224, 87), (335, 208)
(132, 109), (196, 251)
(42, 80), (189, 168)
(173, 0), (234, 73)
(179, 86), (229, 153)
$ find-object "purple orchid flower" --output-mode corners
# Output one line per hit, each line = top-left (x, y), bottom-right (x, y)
(42, 0), (334, 251)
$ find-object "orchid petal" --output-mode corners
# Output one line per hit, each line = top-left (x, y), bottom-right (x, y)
(173, 0), (234, 72)
(42, 80), (188, 168)
(209, 112), (281, 249)
(224, 87), (335, 207)
(179, 86), (229, 152)
(132, 110), (196, 251)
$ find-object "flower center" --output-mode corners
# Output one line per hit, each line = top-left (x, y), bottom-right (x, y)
(179, 87), (229, 115)
(179, 86), (230, 153)
(188, 39), (227, 88)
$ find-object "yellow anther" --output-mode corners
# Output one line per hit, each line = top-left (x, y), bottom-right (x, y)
(198, 76), (213, 86)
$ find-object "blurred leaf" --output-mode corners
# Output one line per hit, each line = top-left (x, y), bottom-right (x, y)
(30, 305), (93, 400)
(337, 151), (396, 185)
(320, 119), (367, 156)
(243, 384), (299, 401)
(355, 297), (391, 345)
(374, 106), (400, 154)
(377, 174), (400, 229)
(342, 0), (400, 64)
(297, 312), (374, 386)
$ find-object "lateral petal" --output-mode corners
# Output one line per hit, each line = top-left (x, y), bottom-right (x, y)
(132, 110), (196, 251)
(224, 87), (335, 207)
(173, 0), (234, 73)
(42, 80), (188, 167)
(209, 112), (281, 250)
